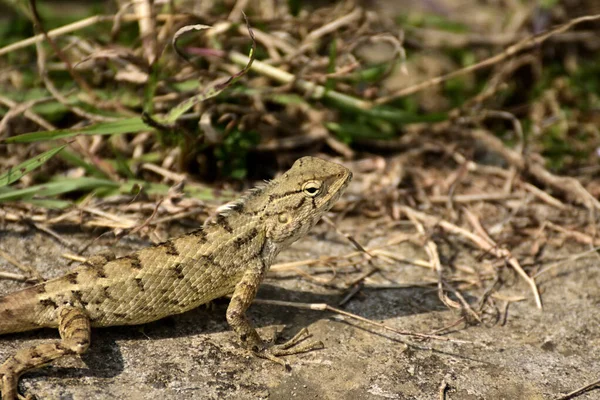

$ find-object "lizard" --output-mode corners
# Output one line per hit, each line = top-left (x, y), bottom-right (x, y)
(0, 156), (352, 400)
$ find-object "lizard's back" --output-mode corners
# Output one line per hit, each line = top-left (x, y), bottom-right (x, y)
(0, 211), (266, 334)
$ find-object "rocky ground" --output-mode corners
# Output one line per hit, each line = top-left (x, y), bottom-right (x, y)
(0, 218), (598, 400)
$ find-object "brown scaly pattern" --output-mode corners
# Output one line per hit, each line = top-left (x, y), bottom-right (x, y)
(0, 156), (352, 400)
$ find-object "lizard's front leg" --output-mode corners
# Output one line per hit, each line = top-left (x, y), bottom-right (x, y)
(226, 259), (323, 367)
(0, 305), (91, 400)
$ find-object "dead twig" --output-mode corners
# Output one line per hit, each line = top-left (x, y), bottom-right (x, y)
(404, 207), (461, 311)
(0, 13), (188, 57)
(376, 13), (600, 104)
(133, 0), (157, 64)
(399, 205), (543, 309)
(545, 222), (600, 246)
(556, 378), (600, 400)
(439, 376), (450, 400)
(428, 192), (524, 204)
(0, 249), (43, 282)
(299, 7), (363, 53)
(321, 215), (372, 259)
(0, 271), (31, 282)
(28, 0), (100, 103)
(534, 246), (600, 278)
(457, 128), (599, 211)
(0, 96), (56, 136)
(252, 298), (472, 344)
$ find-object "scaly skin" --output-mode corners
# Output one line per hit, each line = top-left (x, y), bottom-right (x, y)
(0, 156), (352, 400)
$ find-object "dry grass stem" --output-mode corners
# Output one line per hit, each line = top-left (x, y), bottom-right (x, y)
(376, 13), (600, 104)
(399, 206), (543, 309)
(0, 13), (188, 57)
(534, 246), (600, 278)
(0, 249), (43, 282)
(461, 128), (600, 210)
(252, 299), (471, 344)
(0, 271), (30, 282)
(556, 378), (600, 400)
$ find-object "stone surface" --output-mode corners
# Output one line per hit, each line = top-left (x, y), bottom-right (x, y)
(0, 221), (598, 400)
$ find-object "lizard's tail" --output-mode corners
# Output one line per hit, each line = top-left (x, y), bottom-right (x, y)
(0, 284), (54, 334)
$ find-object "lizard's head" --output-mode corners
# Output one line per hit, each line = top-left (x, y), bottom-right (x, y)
(260, 156), (352, 248)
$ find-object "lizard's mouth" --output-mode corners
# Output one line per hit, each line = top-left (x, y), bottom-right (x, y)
(321, 169), (352, 210)
(336, 170), (353, 193)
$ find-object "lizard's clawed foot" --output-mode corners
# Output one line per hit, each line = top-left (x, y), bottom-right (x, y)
(1, 373), (34, 400)
(254, 327), (324, 368)
(18, 392), (35, 400)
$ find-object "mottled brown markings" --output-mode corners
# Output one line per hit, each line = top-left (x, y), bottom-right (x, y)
(102, 286), (113, 300)
(55, 344), (76, 355)
(268, 189), (302, 203)
(288, 224), (305, 243)
(134, 277), (145, 291)
(29, 349), (42, 360)
(191, 228), (207, 243)
(233, 241), (267, 270)
(83, 261), (108, 278)
(201, 254), (217, 265)
(263, 197), (310, 218)
(70, 290), (86, 306)
(160, 240), (180, 256)
(291, 196), (306, 210)
(71, 327), (89, 337)
(96, 268), (108, 278)
(2, 308), (14, 317)
(169, 299), (182, 307)
(65, 272), (78, 285)
(238, 281), (254, 290)
(215, 214), (233, 233)
(233, 227), (258, 249)
(63, 313), (88, 329)
(171, 263), (185, 280)
(122, 254), (142, 269)
(238, 238), (265, 266)
(40, 299), (59, 309)
(113, 312), (127, 319)
(33, 284), (47, 294)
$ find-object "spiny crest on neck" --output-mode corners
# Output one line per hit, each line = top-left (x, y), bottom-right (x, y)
(214, 179), (273, 218)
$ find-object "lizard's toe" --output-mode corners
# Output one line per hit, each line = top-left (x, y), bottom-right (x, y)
(253, 328), (324, 368)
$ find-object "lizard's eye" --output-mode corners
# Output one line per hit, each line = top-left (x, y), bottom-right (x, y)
(302, 180), (322, 197)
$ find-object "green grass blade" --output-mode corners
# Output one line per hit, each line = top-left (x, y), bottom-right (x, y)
(4, 117), (147, 143)
(0, 145), (66, 188)
(0, 175), (234, 203)
(59, 149), (110, 179)
(0, 177), (120, 202)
